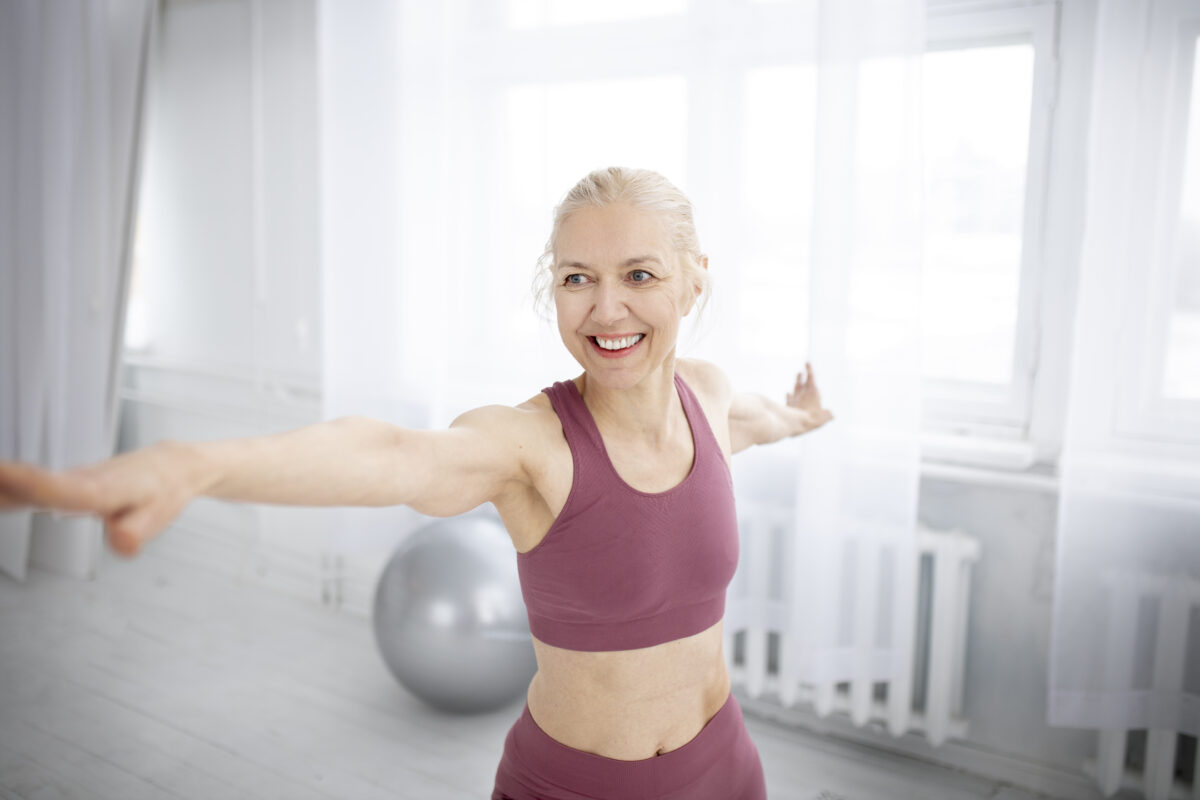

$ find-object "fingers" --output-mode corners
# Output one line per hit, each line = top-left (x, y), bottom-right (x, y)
(0, 461), (101, 513)
(788, 362), (814, 401)
(106, 509), (146, 557)
(1, 454), (180, 559)
(105, 492), (185, 558)
(0, 462), (36, 508)
(105, 502), (161, 558)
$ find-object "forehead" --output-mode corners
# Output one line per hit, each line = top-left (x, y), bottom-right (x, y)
(555, 204), (672, 267)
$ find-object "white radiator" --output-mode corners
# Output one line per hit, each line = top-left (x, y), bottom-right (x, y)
(725, 509), (981, 748)
(1085, 573), (1199, 800)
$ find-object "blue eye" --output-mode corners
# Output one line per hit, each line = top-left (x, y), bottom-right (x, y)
(629, 270), (653, 282)
(564, 274), (588, 285)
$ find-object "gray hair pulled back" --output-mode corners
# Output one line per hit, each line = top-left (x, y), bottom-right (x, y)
(532, 167), (711, 318)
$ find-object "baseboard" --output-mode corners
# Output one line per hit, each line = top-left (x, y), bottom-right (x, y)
(736, 693), (1104, 800)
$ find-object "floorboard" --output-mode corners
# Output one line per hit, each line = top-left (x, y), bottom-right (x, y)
(0, 544), (1064, 799)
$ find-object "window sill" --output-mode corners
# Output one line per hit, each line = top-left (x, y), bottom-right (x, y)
(920, 432), (1059, 493)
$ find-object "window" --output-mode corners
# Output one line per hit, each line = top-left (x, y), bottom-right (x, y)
(739, 66), (816, 363)
(409, 0), (1060, 459)
(921, 44), (1033, 388)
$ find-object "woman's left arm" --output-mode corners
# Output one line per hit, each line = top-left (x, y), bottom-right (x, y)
(730, 362), (834, 453)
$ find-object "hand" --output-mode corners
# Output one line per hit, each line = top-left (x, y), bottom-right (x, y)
(0, 442), (202, 557)
(786, 361), (834, 429)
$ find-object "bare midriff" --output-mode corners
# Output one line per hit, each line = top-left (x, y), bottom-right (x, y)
(524, 619), (731, 761)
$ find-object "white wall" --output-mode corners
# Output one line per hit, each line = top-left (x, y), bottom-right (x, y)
(128, 0), (321, 402)
(919, 476), (1096, 793)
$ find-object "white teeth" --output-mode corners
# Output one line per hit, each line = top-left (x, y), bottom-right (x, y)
(595, 334), (644, 350)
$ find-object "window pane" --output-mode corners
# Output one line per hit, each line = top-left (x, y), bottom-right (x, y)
(1165, 35), (1200, 400)
(505, 0), (687, 29)
(921, 44), (1033, 385)
(744, 66), (815, 242)
(738, 66), (817, 367)
(852, 56), (924, 367)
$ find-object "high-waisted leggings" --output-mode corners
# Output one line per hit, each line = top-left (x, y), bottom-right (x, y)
(491, 692), (767, 800)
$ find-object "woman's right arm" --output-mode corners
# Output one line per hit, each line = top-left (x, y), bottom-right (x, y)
(0, 407), (530, 556)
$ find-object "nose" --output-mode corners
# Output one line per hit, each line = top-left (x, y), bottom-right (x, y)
(591, 281), (628, 326)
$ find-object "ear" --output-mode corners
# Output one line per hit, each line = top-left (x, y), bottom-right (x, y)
(681, 255), (708, 317)
(692, 255), (709, 301)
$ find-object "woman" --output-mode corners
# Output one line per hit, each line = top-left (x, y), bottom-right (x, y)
(0, 167), (833, 799)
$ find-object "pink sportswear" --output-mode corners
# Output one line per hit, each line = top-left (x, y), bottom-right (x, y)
(517, 374), (740, 652)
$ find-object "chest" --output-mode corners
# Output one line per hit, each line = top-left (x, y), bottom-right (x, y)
(500, 430), (694, 552)
(595, 424), (697, 495)
(515, 439), (740, 650)
(500, 381), (733, 553)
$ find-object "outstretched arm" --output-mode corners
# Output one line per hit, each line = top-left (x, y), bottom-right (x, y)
(730, 362), (834, 453)
(0, 407), (528, 557)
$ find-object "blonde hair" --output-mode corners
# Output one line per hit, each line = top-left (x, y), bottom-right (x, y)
(532, 167), (711, 318)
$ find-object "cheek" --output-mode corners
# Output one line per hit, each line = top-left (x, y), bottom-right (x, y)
(669, 288), (694, 319)
(554, 294), (581, 336)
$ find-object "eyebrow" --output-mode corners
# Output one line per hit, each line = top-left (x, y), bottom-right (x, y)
(556, 255), (665, 271)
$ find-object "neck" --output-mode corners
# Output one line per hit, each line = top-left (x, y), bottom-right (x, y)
(578, 358), (681, 440)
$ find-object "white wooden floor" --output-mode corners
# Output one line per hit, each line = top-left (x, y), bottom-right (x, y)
(0, 546), (1052, 800)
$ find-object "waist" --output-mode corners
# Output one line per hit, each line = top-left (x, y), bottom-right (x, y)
(525, 619), (730, 760)
(525, 594), (727, 652)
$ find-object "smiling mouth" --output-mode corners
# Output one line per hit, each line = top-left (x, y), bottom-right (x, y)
(589, 333), (645, 356)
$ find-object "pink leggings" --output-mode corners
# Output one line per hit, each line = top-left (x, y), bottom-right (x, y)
(491, 693), (767, 800)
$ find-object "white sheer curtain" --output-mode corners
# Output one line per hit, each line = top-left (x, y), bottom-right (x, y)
(725, 0), (926, 714)
(0, 0), (155, 580)
(313, 0), (926, 684)
(1049, 0), (1200, 745)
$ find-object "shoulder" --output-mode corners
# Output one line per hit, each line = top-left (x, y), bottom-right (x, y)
(450, 390), (558, 441)
(676, 358), (734, 408)
(448, 388), (571, 455)
(440, 391), (564, 488)
(676, 359), (736, 455)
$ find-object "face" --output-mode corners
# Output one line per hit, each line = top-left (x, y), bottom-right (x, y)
(552, 203), (700, 390)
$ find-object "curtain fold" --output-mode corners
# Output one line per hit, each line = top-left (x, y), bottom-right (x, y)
(1048, 0), (1200, 737)
(0, 0), (155, 580)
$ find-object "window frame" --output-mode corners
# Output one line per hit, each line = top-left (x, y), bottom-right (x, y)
(919, 4), (1058, 468)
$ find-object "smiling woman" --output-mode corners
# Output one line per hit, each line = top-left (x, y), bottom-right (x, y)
(0, 166), (833, 800)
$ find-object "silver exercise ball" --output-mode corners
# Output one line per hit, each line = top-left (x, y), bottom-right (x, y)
(372, 513), (537, 713)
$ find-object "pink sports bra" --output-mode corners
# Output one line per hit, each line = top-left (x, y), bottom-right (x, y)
(517, 374), (740, 652)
